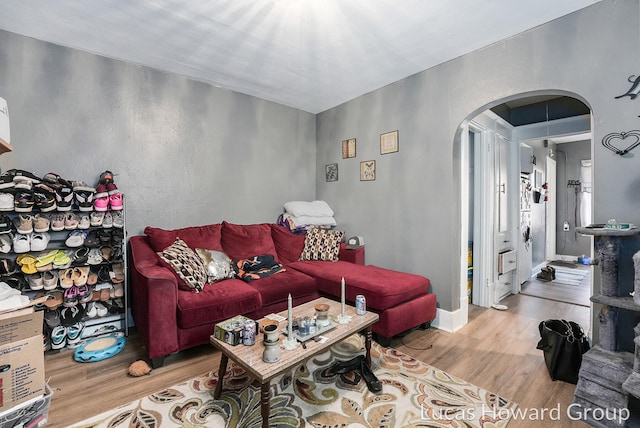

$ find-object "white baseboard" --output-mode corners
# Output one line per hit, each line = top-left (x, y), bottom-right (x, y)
(431, 307), (467, 333)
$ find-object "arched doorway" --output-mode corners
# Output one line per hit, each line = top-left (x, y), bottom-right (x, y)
(457, 92), (593, 326)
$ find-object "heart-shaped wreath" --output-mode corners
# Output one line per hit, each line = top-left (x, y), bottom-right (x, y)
(601, 130), (640, 155)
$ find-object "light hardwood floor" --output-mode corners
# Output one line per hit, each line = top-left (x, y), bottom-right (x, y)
(45, 293), (590, 427)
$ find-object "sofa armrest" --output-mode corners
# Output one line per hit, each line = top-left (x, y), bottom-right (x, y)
(339, 243), (365, 265)
(129, 235), (180, 359)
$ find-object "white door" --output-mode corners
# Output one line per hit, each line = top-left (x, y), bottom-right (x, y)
(494, 135), (515, 302)
(545, 157), (557, 261)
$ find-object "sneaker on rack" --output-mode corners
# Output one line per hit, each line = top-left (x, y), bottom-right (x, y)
(13, 214), (33, 234)
(12, 233), (30, 253)
(109, 193), (123, 211)
(33, 214), (50, 233)
(102, 212), (113, 228)
(78, 214), (90, 230)
(93, 196), (109, 212)
(50, 325), (67, 350)
(0, 193), (13, 211)
(30, 232), (50, 252)
(14, 190), (35, 212)
(27, 272), (44, 290)
(71, 181), (95, 193)
(0, 234), (11, 253)
(112, 211), (124, 228)
(0, 171), (15, 190)
(33, 185), (57, 212)
(55, 184), (74, 211)
(66, 322), (85, 345)
(64, 212), (79, 230)
(0, 215), (10, 234)
(90, 211), (104, 227)
(50, 213), (65, 232)
(75, 190), (94, 212)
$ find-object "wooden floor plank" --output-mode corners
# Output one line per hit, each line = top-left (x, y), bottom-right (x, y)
(44, 293), (590, 427)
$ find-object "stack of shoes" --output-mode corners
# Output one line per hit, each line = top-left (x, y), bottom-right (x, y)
(328, 355), (382, 393)
(94, 170), (123, 212)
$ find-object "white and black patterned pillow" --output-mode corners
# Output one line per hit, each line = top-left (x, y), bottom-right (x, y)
(299, 228), (345, 262)
(159, 238), (207, 292)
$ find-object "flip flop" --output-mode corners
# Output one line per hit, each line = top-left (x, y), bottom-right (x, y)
(112, 262), (124, 283)
(35, 250), (59, 267)
(44, 291), (63, 310)
(73, 266), (89, 286)
(59, 268), (74, 288)
(100, 246), (113, 261)
(53, 250), (71, 268)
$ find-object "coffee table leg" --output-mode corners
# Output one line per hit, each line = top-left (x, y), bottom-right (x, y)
(364, 326), (372, 366)
(261, 381), (270, 428)
(214, 354), (228, 399)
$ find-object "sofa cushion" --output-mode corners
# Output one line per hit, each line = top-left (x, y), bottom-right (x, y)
(177, 278), (261, 329)
(221, 222), (278, 261)
(271, 224), (306, 264)
(289, 261), (430, 311)
(246, 269), (318, 308)
(299, 228), (345, 262)
(145, 224), (222, 252)
(158, 238), (208, 292)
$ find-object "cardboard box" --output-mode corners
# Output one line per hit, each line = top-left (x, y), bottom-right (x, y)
(213, 315), (255, 346)
(0, 311), (45, 413)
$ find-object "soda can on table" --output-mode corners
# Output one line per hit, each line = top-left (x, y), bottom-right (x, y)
(243, 320), (256, 345)
(356, 294), (366, 315)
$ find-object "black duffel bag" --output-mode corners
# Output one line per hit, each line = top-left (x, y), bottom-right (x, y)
(536, 319), (590, 384)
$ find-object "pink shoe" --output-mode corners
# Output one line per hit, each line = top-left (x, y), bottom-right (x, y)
(109, 193), (123, 211)
(94, 196), (109, 212)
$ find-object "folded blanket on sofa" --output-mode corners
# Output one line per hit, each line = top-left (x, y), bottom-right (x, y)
(232, 255), (286, 282)
(283, 200), (334, 218)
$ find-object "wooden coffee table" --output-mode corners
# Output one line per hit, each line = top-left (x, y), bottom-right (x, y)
(210, 297), (379, 428)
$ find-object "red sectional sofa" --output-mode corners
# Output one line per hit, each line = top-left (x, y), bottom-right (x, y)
(129, 222), (437, 367)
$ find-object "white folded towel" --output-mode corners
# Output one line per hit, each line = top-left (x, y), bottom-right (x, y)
(283, 200), (334, 218)
(284, 214), (337, 227)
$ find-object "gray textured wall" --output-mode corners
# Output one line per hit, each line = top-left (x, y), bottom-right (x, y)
(316, 0), (640, 311)
(0, 30), (317, 236)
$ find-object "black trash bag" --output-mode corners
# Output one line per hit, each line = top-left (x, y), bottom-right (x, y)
(536, 319), (590, 384)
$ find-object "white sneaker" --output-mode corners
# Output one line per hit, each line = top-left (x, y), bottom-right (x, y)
(78, 215), (91, 230)
(90, 211), (104, 227)
(30, 232), (50, 252)
(12, 233), (30, 253)
(112, 211), (124, 228)
(0, 234), (11, 253)
(102, 212), (113, 228)
(0, 193), (13, 211)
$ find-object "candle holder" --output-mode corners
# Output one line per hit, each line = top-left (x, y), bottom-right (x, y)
(282, 336), (299, 350)
(336, 313), (352, 324)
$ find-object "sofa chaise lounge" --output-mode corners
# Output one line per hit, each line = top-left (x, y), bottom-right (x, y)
(129, 222), (437, 367)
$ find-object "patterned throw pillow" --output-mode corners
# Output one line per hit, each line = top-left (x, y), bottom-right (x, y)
(299, 228), (345, 262)
(158, 238), (207, 292)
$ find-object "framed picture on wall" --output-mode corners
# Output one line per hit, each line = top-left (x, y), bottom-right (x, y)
(380, 130), (399, 154)
(326, 163), (338, 182)
(360, 160), (375, 181)
(342, 138), (356, 158)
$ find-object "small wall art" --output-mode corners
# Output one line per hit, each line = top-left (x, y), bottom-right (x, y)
(342, 138), (356, 159)
(380, 130), (399, 155)
(360, 160), (376, 181)
(325, 163), (338, 182)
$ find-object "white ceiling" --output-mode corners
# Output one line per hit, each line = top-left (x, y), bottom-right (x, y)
(0, 0), (599, 113)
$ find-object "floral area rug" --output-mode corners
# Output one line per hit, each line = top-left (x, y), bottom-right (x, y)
(71, 335), (517, 427)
